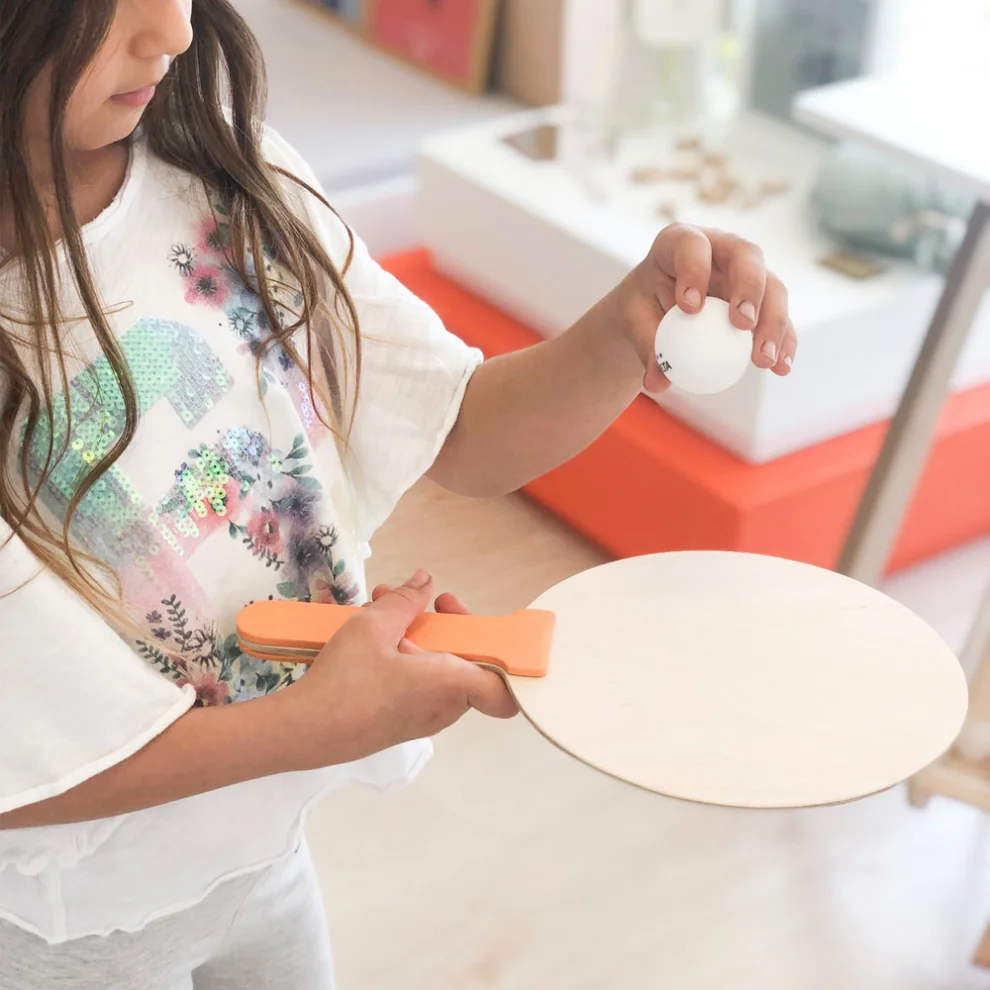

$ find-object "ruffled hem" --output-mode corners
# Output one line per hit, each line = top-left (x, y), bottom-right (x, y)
(0, 740), (432, 944)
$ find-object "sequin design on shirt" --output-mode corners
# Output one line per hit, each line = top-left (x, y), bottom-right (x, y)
(23, 318), (233, 571)
(132, 425), (360, 704)
(21, 228), (362, 706)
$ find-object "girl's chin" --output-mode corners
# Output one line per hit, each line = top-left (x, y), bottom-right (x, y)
(69, 114), (146, 154)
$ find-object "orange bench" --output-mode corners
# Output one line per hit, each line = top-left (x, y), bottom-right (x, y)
(382, 250), (990, 575)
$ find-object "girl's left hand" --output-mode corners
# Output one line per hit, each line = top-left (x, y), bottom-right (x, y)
(623, 224), (797, 395)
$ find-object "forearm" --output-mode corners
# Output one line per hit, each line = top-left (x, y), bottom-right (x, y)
(0, 690), (311, 829)
(430, 271), (654, 498)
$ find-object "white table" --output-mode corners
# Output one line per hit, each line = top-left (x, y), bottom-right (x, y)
(796, 75), (990, 969)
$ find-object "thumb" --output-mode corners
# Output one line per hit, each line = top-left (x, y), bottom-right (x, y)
(364, 570), (433, 645)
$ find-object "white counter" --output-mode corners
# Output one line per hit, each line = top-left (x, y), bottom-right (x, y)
(419, 106), (990, 463)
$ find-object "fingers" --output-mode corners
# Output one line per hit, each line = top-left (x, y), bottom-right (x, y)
(434, 592), (470, 615)
(698, 229), (766, 330)
(362, 570), (433, 643)
(402, 647), (519, 720)
(650, 228), (792, 370)
(371, 585), (471, 615)
(725, 243), (766, 330)
(657, 224), (714, 315)
(778, 319), (798, 375)
(460, 662), (519, 719)
(640, 224), (713, 395)
(367, 585), (515, 720)
(704, 235), (795, 372)
(750, 273), (792, 372)
(642, 363), (672, 396)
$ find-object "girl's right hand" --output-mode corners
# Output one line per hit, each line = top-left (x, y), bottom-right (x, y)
(290, 571), (519, 767)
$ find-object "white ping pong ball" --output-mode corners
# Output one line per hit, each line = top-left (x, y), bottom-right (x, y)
(653, 297), (752, 395)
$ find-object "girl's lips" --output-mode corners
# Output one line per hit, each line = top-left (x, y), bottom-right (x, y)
(111, 84), (157, 107)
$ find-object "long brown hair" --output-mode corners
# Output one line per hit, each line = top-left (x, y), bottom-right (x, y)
(0, 0), (359, 621)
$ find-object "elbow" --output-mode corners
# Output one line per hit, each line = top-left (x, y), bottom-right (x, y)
(426, 451), (520, 500)
(428, 422), (528, 498)
(427, 465), (520, 501)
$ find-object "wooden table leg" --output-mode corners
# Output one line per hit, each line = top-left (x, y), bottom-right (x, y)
(912, 587), (990, 969)
(953, 584), (990, 756)
(837, 201), (990, 587)
(911, 585), (990, 799)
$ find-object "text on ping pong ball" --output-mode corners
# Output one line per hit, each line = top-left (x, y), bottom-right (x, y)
(654, 297), (752, 395)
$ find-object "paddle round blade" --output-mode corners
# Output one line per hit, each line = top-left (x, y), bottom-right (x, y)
(513, 552), (968, 810)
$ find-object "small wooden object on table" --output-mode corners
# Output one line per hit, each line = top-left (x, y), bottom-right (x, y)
(627, 136), (789, 213)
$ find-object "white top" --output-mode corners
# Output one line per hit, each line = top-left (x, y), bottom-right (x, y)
(793, 78), (990, 201)
(0, 128), (481, 943)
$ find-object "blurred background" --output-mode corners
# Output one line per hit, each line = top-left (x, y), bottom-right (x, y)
(237, 1), (990, 986)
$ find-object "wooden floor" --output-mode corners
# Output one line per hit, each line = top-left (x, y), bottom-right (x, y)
(307, 482), (990, 990)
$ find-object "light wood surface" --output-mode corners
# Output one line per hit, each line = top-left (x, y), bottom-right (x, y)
(514, 552), (968, 809)
(913, 752), (990, 813)
(305, 481), (990, 988)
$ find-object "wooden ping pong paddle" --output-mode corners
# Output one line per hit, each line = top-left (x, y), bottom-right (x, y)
(236, 552), (969, 811)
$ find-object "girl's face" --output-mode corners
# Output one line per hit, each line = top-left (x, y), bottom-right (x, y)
(27, 0), (194, 155)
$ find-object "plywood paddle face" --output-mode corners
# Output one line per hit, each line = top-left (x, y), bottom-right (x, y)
(513, 552), (969, 809)
(237, 552), (968, 810)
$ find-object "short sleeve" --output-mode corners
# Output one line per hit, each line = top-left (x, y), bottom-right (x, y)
(262, 128), (483, 542)
(0, 524), (195, 817)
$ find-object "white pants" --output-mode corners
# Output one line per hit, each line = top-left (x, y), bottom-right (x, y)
(0, 841), (335, 989)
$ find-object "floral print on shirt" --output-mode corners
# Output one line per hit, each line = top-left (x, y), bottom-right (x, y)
(23, 205), (361, 707)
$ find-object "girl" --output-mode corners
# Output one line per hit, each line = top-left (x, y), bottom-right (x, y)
(0, 1), (796, 987)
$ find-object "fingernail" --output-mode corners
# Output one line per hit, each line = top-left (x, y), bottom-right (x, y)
(783, 354), (794, 368)
(761, 340), (778, 363)
(738, 300), (757, 323)
(683, 288), (702, 310)
(408, 570), (431, 589)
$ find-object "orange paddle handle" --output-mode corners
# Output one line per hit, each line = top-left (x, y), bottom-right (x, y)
(236, 600), (554, 678)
